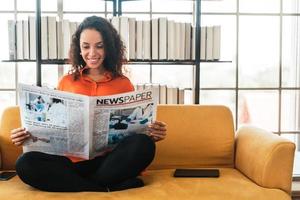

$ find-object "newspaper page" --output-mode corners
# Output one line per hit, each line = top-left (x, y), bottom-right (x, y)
(18, 84), (158, 160)
(18, 84), (90, 159)
(89, 89), (158, 158)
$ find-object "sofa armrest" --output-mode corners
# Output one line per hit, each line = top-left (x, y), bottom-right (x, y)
(0, 147), (2, 169)
(0, 106), (22, 170)
(235, 126), (295, 194)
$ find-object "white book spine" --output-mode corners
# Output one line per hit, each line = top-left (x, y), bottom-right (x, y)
(136, 20), (143, 60)
(57, 21), (63, 59)
(143, 20), (151, 60)
(41, 16), (48, 60)
(151, 19), (159, 60)
(206, 26), (214, 60)
(180, 23), (185, 60)
(29, 16), (36, 60)
(129, 18), (136, 60)
(120, 17), (129, 60)
(178, 89), (185, 104)
(48, 16), (57, 59)
(151, 84), (160, 105)
(200, 26), (206, 60)
(111, 17), (119, 33)
(213, 25), (221, 60)
(174, 22), (181, 60)
(185, 23), (191, 60)
(191, 26), (195, 60)
(23, 20), (30, 60)
(69, 22), (77, 40)
(167, 20), (175, 60)
(158, 18), (167, 60)
(167, 87), (179, 104)
(159, 85), (167, 104)
(62, 19), (70, 59)
(16, 20), (24, 60)
(136, 83), (144, 91)
(8, 20), (16, 60)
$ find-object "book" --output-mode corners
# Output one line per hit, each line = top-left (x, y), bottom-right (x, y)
(200, 26), (207, 60)
(174, 22), (181, 60)
(28, 16), (36, 60)
(159, 18), (167, 60)
(23, 20), (30, 60)
(206, 26), (213, 60)
(7, 20), (16, 60)
(18, 83), (158, 160)
(180, 22), (186, 60)
(167, 20), (175, 60)
(191, 26), (195, 60)
(167, 86), (178, 104)
(178, 88), (185, 104)
(143, 20), (151, 60)
(62, 19), (71, 59)
(16, 20), (24, 60)
(41, 16), (48, 60)
(111, 17), (119, 33)
(136, 83), (144, 91)
(159, 84), (167, 104)
(128, 18), (136, 60)
(136, 20), (143, 60)
(56, 21), (64, 59)
(151, 18), (159, 60)
(213, 25), (221, 60)
(185, 23), (191, 60)
(119, 16), (129, 60)
(48, 16), (57, 59)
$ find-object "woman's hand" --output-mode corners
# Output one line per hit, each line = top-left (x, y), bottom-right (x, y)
(10, 127), (31, 146)
(148, 121), (167, 142)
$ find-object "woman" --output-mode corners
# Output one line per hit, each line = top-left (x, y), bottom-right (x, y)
(10, 16), (167, 192)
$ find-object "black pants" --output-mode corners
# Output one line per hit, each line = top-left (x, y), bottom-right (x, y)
(16, 134), (155, 192)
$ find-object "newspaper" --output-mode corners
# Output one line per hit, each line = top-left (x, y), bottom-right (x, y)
(18, 83), (158, 160)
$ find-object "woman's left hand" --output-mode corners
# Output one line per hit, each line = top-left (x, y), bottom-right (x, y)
(147, 121), (167, 142)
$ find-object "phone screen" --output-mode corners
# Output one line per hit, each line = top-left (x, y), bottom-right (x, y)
(174, 169), (220, 178)
(0, 171), (17, 181)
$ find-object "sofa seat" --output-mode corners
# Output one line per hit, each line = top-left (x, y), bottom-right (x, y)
(0, 168), (290, 200)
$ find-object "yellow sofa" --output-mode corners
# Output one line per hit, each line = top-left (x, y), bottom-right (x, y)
(0, 105), (295, 200)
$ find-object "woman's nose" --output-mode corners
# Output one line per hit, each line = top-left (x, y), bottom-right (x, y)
(89, 47), (96, 55)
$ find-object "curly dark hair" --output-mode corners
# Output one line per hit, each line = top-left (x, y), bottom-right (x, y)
(69, 15), (126, 80)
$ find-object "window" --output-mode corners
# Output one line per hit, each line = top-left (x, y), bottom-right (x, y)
(0, 0), (299, 176)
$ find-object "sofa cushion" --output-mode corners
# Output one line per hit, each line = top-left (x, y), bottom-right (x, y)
(0, 168), (290, 200)
(150, 105), (235, 169)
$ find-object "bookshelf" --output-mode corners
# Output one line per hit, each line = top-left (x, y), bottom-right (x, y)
(5, 0), (229, 104)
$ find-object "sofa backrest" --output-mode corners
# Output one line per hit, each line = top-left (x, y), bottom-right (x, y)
(149, 105), (235, 169)
(0, 105), (235, 170)
(0, 106), (22, 170)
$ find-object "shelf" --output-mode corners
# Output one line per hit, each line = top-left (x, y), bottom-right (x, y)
(127, 60), (231, 65)
(2, 59), (231, 65)
(2, 59), (69, 65)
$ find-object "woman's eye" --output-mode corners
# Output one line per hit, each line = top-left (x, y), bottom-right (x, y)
(97, 45), (104, 49)
(82, 46), (89, 49)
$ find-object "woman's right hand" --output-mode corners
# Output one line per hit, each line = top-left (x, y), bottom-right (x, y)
(10, 127), (31, 146)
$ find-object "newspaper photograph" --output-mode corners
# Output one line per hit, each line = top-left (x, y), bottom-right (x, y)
(18, 83), (157, 160)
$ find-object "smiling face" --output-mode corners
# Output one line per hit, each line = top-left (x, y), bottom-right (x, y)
(80, 28), (105, 71)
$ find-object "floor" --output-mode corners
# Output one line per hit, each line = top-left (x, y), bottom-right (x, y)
(292, 181), (300, 200)
(292, 151), (300, 200)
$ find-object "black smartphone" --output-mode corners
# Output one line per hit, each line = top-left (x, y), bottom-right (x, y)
(0, 171), (17, 181)
(174, 168), (220, 178)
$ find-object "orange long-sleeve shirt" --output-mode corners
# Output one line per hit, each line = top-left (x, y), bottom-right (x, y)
(57, 67), (134, 162)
